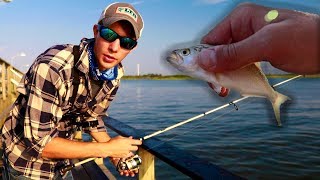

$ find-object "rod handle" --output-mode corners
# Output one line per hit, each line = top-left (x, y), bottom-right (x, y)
(60, 165), (74, 175)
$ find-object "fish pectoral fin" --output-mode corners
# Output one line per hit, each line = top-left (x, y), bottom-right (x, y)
(208, 82), (230, 97)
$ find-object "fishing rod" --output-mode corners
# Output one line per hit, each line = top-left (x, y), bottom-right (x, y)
(59, 155), (141, 174)
(143, 74), (303, 140)
(63, 75), (302, 173)
(60, 158), (95, 174)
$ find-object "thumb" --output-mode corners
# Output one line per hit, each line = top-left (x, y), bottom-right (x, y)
(197, 34), (266, 73)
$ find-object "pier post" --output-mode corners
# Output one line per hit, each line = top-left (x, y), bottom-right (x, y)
(138, 148), (155, 180)
(1, 63), (6, 100)
(6, 65), (13, 102)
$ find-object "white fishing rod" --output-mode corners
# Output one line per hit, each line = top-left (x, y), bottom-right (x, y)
(64, 75), (302, 172)
(143, 74), (303, 140)
(60, 158), (95, 174)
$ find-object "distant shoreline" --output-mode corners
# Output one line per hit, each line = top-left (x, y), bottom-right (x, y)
(122, 74), (320, 80)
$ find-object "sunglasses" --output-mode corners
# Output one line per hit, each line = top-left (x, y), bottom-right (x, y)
(98, 25), (137, 50)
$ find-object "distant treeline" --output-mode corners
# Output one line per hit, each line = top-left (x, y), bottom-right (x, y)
(122, 73), (319, 80)
(123, 74), (192, 80)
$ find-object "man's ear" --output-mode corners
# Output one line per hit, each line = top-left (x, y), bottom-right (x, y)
(93, 24), (99, 37)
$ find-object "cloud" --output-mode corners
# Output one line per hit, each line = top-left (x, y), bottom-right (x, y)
(0, 46), (8, 53)
(0, 0), (12, 5)
(199, 0), (232, 4)
(131, 1), (144, 5)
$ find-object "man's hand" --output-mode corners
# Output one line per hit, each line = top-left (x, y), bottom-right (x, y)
(196, 3), (320, 74)
(110, 152), (139, 177)
(101, 136), (142, 158)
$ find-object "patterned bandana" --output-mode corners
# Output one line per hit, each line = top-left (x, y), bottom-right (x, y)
(87, 42), (118, 81)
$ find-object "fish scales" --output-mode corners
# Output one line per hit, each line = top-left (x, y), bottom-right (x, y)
(166, 44), (290, 126)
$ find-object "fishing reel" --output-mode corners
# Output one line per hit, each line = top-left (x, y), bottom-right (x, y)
(116, 155), (142, 172)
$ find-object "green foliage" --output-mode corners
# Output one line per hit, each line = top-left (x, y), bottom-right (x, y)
(122, 74), (193, 80)
(122, 74), (320, 80)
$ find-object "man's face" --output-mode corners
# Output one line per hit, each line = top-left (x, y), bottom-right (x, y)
(93, 21), (136, 71)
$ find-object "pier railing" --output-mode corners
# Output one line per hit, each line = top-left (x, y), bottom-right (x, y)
(0, 58), (23, 126)
(103, 116), (245, 180)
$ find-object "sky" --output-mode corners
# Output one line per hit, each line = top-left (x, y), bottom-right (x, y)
(0, 0), (319, 75)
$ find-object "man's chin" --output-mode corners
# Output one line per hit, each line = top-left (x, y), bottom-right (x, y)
(99, 64), (117, 71)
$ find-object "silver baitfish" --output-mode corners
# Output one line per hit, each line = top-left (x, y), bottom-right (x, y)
(166, 44), (290, 126)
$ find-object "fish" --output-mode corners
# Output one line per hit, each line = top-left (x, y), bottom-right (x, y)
(166, 44), (290, 126)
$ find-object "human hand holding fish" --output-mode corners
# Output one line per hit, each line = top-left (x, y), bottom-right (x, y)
(197, 3), (320, 75)
(166, 44), (290, 126)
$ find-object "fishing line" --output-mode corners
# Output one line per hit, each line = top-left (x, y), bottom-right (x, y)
(272, 75), (303, 88)
(141, 75), (303, 150)
(72, 75), (303, 169)
(143, 75), (303, 140)
(143, 98), (256, 151)
(144, 75), (304, 150)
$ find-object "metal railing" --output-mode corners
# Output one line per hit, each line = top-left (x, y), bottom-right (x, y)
(103, 116), (245, 180)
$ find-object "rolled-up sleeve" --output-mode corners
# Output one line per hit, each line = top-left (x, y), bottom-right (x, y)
(83, 116), (106, 133)
(95, 116), (106, 132)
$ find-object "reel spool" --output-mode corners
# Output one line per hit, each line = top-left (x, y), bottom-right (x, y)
(117, 155), (142, 171)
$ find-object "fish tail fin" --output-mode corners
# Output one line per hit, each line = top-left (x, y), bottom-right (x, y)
(272, 92), (291, 126)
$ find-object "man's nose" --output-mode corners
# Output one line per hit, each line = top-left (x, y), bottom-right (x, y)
(108, 38), (121, 52)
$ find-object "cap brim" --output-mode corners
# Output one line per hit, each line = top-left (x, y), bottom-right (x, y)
(101, 16), (140, 39)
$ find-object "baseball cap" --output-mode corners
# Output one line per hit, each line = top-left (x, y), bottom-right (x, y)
(98, 2), (144, 39)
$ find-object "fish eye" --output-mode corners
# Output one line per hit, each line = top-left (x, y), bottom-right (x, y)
(181, 49), (190, 56)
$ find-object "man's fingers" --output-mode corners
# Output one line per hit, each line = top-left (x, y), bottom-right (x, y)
(201, 16), (233, 45)
(110, 157), (120, 164)
(198, 30), (269, 72)
(201, 3), (253, 45)
(130, 138), (142, 145)
(201, 3), (271, 45)
(125, 152), (134, 158)
(196, 44), (252, 73)
(127, 139), (142, 151)
(197, 3), (280, 73)
(122, 170), (131, 177)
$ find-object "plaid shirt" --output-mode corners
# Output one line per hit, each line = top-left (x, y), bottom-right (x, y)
(1, 38), (124, 179)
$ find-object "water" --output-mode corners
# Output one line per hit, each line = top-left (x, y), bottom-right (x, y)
(102, 78), (320, 179)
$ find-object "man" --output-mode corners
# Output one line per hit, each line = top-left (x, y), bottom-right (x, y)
(1, 2), (143, 179)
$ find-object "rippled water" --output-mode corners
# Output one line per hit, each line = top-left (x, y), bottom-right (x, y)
(103, 78), (320, 179)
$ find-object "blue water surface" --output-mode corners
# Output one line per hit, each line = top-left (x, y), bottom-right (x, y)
(101, 78), (320, 179)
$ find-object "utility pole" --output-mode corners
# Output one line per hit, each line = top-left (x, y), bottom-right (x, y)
(137, 63), (140, 76)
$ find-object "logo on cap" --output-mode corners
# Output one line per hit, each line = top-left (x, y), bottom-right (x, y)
(116, 7), (138, 22)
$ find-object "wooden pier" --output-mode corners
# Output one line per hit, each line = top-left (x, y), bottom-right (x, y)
(0, 58), (245, 179)
(0, 58), (22, 127)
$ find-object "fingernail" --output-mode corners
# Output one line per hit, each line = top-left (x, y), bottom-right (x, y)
(198, 48), (217, 71)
